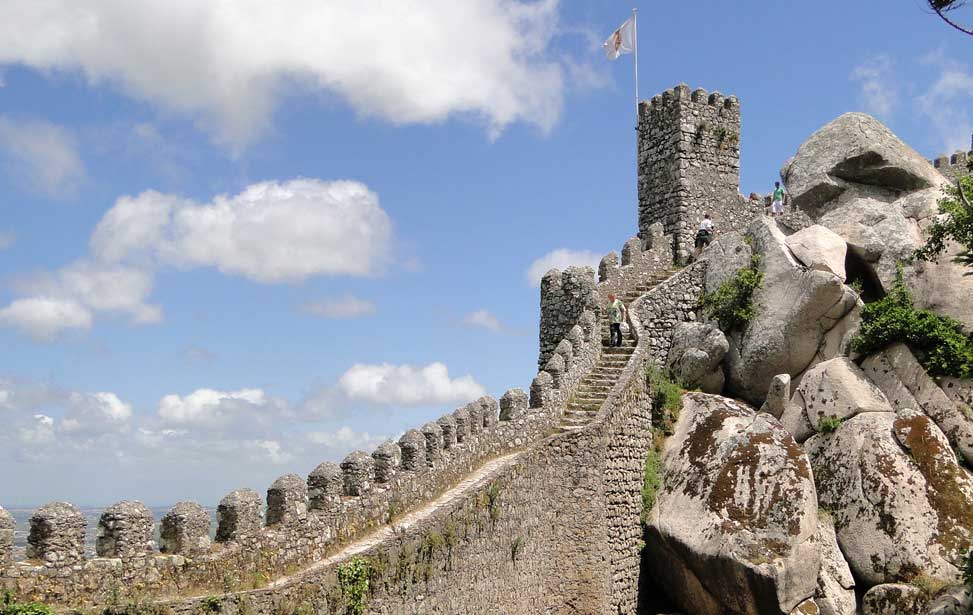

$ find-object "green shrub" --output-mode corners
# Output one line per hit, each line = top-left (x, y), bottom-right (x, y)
(700, 254), (763, 331)
(1, 594), (54, 615)
(199, 597), (222, 615)
(818, 416), (843, 433)
(336, 558), (372, 615)
(646, 365), (683, 434)
(851, 264), (973, 379)
(962, 548), (973, 588)
(914, 175), (973, 268)
(641, 446), (663, 524)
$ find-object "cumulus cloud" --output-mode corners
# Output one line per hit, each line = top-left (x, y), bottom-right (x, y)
(462, 309), (505, 332)
(0, 114), (85, 197)
(337, 362), (486, 406)
(917, 52), (973, 153)
(300, 295), (377, 319)
(525, 248), (601, 287)
(156, 388), (289, 431)
(0, 0), (566, 149)
(2, 178), (393, 341)
(91, 179), (392, 283)
(850, 55), (897, 118)
(0, 297), (92, 341)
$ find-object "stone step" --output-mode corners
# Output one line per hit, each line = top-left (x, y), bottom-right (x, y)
(577, 384), (611, 393)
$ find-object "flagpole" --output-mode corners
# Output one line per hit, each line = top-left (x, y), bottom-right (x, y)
(632, 7), (639, 127)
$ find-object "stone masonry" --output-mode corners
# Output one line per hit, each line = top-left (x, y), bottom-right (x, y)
(637, 84), (758, 262)
(932, 148), (972, 182)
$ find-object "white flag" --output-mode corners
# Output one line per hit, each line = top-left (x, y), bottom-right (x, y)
(603, 17), (635, 60)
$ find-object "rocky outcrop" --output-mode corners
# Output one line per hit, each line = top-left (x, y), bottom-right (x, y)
(780, 112), (973, 329)
(665, 322), (728, 394)
(861, 583), (928, 615)
(645, 393), (820, 615)
(784, 225), (847, 281)
(781, 357), (892, 442)
(760, 374), (792, 419)
(715, 217), (859, 405)
(811, 514), (856, 615)
(861, 343), (973, 465)
(925, 585), (973, 615)
(806, 411), (973, 587)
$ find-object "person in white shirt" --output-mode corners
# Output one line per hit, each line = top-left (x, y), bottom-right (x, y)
(694, 214), (715, 259)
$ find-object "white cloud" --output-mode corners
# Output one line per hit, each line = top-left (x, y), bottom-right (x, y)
(300, 295), (377, 319)
(0, 297), (92, 341)
(307, 426), (384, 452)
(525, 248), (601, 287)
(917, 52), (973, 153)
(60, 392), (132, 434)
(0, 114), (85, 197)
(157, 388), (287, 431)
(0, 231), (14, 250)
(850, 55), (897, 118)
(91, 179), (392, 283)
(463, 309), (505, 332)
(0, 0), (565, 149)
(338, 362), (486, 406)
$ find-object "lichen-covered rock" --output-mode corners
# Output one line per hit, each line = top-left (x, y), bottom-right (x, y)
(785, 225), (848, 281)
(862, 343), (973, 465)
(781, 113), (973, 329)
(806, 411), (973, 587)
(307, 462), (343, 510)
(811, 514), (856, 615)
(924, 585), (972, 615)
(783, 357), (892, 441)
(665, 322), (728, 393)
(861, 583), (928, 615)
(760, 374), (791, 419)
(781, 113), (941, 213)
(720, 217), (858, 405)
(644, 393), (820, 615)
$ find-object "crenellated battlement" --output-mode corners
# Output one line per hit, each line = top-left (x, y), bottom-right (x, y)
(637, 84), (753, 263)
(931, 149), (972, 181)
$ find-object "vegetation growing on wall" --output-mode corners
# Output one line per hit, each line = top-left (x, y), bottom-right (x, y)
(852, 265), (973, 379)
(700, 254), (763, 331)
(336, 558), (372, 615)
(1, 594), (53, 615)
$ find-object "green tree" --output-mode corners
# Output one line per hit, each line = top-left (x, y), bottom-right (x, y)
(927, 0), (973, 35)
(914, 174), (973, 269)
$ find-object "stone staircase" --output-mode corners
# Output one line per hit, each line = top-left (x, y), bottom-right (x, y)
(559, 271), (676, 432)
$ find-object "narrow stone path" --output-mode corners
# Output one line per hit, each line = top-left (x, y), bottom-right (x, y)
(259, 451), (524, 592)
(558, 270), (677, 433)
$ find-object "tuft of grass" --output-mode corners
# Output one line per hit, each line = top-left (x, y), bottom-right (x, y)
(700, 254), (763, 332)
(818, 416), (844, 434)
(646, 365), (683, 435)
(641, 446), (663, 524)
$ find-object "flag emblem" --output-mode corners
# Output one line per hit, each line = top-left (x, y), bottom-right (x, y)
(603, 17), (635, 60)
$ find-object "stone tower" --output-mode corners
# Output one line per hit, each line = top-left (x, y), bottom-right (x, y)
(637, 84), (748, 262)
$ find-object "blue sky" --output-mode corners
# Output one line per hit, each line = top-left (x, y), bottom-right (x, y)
(0, 1), (970, 507)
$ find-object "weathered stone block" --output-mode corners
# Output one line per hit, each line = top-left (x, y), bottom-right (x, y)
(500, 388), (528, 421)
(371, 442), (401, 483)
(399, 429), (426, 471)
(27, 502), (86, 566)
(478, 396), (499, 429)
(530, 371), (553, 409)
(341, 451), (375, 496)
(216, 489), (262, 542)
(452, 407), (471, 443)
(437, 414), (457, 449)
(96, 501), (153, 559)
(160, 502), (211, 555)
(420, 422), (443, 466)
(465, 401), (484, 434)
(266, 474), (308, 526)
(0, 505), (15, 569)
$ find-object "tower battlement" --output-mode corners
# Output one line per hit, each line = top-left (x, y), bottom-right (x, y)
(637, 84), (754, 262)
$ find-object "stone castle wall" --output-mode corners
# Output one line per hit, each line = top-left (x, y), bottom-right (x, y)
(637, 84), (757, 262)
(932, 150), (972, 181)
